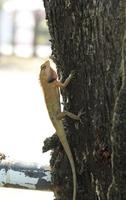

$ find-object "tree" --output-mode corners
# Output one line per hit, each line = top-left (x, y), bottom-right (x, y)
(42, 1), (126, 200)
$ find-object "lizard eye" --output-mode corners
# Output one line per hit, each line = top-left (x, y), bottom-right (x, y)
(41, 65), (46, 71)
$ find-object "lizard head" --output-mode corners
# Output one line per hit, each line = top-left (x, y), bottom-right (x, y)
(40, 60), (57, 83)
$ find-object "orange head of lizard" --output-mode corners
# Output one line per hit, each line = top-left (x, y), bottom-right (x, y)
(40, 60), (57, 83)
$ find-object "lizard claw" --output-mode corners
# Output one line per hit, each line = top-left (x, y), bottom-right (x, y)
(75, 108), (85, 129)
(69, 70), (77, 80)
(78, 108), (85, 124)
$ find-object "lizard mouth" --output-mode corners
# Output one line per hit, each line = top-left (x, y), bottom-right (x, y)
(47, 68), (57, 83)
(47, 77), (57, 83)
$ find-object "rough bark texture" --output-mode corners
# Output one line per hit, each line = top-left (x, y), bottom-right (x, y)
(42, 1), (126, 200)
(108, 29), (126, 200)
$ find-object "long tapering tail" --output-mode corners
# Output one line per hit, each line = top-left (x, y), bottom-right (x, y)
(59, 135), (77, 200)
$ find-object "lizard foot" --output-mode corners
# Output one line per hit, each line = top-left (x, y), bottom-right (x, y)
(69, 70), (78, 80)
(75, 108), (85, 129)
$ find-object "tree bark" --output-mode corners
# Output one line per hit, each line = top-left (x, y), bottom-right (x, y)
(107, 30), (126, 200)
(42, 1), (126, 200)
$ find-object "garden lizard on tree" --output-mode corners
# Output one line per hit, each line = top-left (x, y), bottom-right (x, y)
(39, 60), (80, 200)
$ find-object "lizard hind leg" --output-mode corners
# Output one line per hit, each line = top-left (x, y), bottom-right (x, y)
(57, 111), (80, 121)
(57, 109), (85, 123)
(57, 110), (84, 130)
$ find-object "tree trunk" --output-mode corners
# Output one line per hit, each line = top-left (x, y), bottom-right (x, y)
(42, 1), (126, 199)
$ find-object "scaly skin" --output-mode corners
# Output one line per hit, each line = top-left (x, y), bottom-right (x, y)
(39, 60), (79, 200)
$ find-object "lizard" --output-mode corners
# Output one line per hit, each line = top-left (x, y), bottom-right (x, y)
(39, 60), (81, 200)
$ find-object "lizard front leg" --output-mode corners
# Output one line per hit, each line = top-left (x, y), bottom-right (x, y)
(55, 70), (75, 89)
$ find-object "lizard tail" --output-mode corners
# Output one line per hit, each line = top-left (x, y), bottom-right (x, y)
(69, 152), (76, 200)
(61, 138), (77, 200)
(56, 123), (77, 200)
